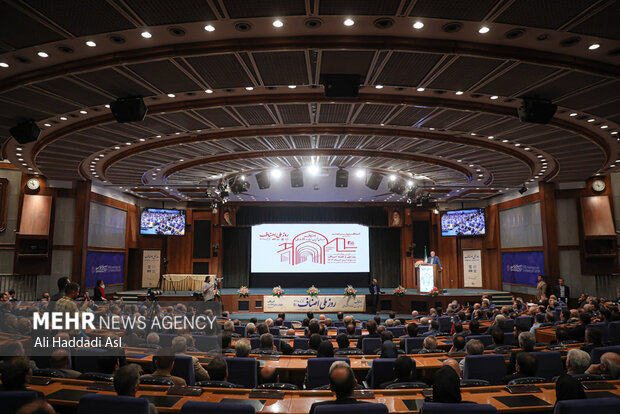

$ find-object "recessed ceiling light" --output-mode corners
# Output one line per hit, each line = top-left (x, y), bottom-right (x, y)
(141, 31), (152, 38)
(525, 147), (530, 150)
(156, 135), (161, 138)
(167, 93), (175, 98)
(85, 41), (96, 47)
(569, 112), (578, 117)
(204, 24), (215, 32)
(125, 142), (131, 146)
(288, 85), (296, 88)
(375, 85), (383, 89)
(105, 104), (110, 108)
(515, 143), (521, 147)
(205, 89), (213, 93)
(37, 51), (48, 58)
(502, 139), (509, 143)
(612, 132), (618, 135)
(479, 26), (490, 34)
(490, 95), (498, 100)
(587, 118), (595, 122)
(99, 154), (104, 157)
(18, 158), (23, 161)
(272, 20), (283, 28)
(417, 87), (425, 92)
(601, 125), (608, 129)
(139, 138), (145, 141)
(455, 91), (464, 95)
(175, 132), (180, 135)
(44, 123), (51, 127)
(344, 18), (355, 26)
(79, 110), (87, 114)
(470, 132), (476, 136)
(114, 146), (120, 149)
(588, 43), (600, 50)
(0, 62), (9, 68)
(60, 116), (67, 121)
(488, 136), (494, 139)
(413, 21), (424, 29)
(245, 86), (254, 91)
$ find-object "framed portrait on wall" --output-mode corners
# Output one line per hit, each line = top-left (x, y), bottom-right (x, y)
(389, 208), (403, 227)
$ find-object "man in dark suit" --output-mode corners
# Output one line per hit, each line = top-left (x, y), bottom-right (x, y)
(554, 278), (570, 305)
(502, 352), (538, 384)
(369, 278), (381, 314)
(309, 361), (365, 414)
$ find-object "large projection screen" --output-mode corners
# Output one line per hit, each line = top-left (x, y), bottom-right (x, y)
(251, 223), (370, 273)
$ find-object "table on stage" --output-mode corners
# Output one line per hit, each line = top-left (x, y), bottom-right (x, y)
(23, 377), (620, 413)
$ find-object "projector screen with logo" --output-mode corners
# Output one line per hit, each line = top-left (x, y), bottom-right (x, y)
(251, 223), (370, 273)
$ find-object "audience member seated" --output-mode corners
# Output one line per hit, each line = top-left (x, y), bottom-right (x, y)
(566, 349), (591, 376)
(251, 333), (281, 355)
(203, 356), (240, 387)
(569, 313), (592, 342)
(15, 400), (55, 414)
(468, 319), (481, 335)
(345, 323), (359, 339)
(235, 338), (251, 357)
(171, 336), (209, 381)
(502, 352), (538, 383)
(140, 347), (186, 386)
(356, 320), (379, 349)
(555, 373), (586, 404)
(580, 327), (604, 354)
(423, 319), (440, 336)
(0, 357), (42, 398)
(335, 333), (363, 355)
(449, 334), (467, 353)
(586, 352), (620, 378)
(507, 332), (536, 374)
(258, 365), (280, 385)
(399, 323), (419, 351)
(245, 322), (258, 337)
(432, 365), (462, 403)
(459, 339), (484, 371)
(555, 327), (579, 345)
(318, 340), (334, 357)
(140, 332), (161, 349)
(49, 348), (81, 379)
(379, 355), (416, 388)
(486, 328), (505, 350)
(114, 364), (158, 414)
(309, 361), (363, 414)
(418, 335), (438, 354)
(442, 358), (462, 378)
(221, 332), (236, 354)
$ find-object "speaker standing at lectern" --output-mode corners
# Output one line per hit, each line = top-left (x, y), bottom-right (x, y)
(426, 251), (442, 270)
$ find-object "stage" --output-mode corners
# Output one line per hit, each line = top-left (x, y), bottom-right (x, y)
(115, 288), (511, 315)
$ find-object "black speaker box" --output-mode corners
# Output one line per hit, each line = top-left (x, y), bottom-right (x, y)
(290, 169), (304, 188)
(255, 171), (271, 189)
(320, 74), (361, 98)
(110, 97), (147, 123)
(10, 121), (40, 144)
(365, 172), (383, 190)
(517, 97), (557, 124)
(388, 177), (407, 194)
(335, 168), (349, 188)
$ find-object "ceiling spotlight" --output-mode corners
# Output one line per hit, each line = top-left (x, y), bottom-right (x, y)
(569, 112), (578, 117)
(479, 26), (490, 34)
(455, 91), (464, 95)
(270, 168), (282, 178)
(204, 24), (215, 32)
(344, 18), (355, 26)
(389, 174), (397, 182)
(518, 184), (528, 194)
(37, 51), (49, 58)
(272, 20), (283, 28)
(308, 164), (320, 175)
(601, 125), (608, 129)
(85, 41), (96, 47)
(245, 86), (254, 91)
(416, 87), (425, 92)
(105, 104), (110, 108)
(407, 180), (414, 186)
(588, 43), (600, 50)
(141, 31), (152, 38)
(587, 118), (595, 122)
(413, 21), (424, 29)
(490, 95), (498, 100)
(355, 169), (365, 178)
(167, 93), (175, 98)
(60, 116), (67, 121)
(205, 89), (213, 93)
(0, 62), (8, 68)
(79, 110), (87, 114)
(375, 85), (383, 89)
(488, 136), (494, 139)
(239, 175), (245, 180)
(406, 198), (412, 204)
(288, 85), (296, 88)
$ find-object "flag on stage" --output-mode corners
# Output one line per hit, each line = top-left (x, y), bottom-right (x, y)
(424, 246), (428, 263)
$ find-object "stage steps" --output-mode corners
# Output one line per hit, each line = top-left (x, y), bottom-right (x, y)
(490, 291), (513, 307)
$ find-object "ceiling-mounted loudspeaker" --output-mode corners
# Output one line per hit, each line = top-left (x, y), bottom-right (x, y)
(230, 180), (250, 194)
(10, 121), (40, 144)
(365, 172), (383, 190)
(290, 168), (304, 188)
(388, 177), (407, 195)
(255, 171), (271, 189)
(335, 168), (349, 188)
(319, 74), (361, 98)
(517, 97), (557, 124)
(109, 96), (147, 123)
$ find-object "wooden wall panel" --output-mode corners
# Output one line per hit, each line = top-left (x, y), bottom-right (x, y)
(20, 195), (52, 235)
(580, 196), (615, 237)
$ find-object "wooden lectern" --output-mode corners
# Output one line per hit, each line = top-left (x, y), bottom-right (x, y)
(417, 264), (441, 293)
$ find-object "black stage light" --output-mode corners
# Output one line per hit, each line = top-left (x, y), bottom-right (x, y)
(230, 179), (250, 194)
(518, 184), (528, 194)
(388, 177), (407, 194)
(256, 171), (271, 189)
(335, 168), (349, 188)
(290, 168), (304, 188)
(517, 97), (557, 124)
(10, 121), (40, 144)
(110, 96), (147, 123)
(365, 172), (383, 190)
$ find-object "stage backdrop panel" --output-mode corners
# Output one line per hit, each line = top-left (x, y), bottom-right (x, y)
(85, 251), (124, 288)
(463, 249), (483, 287)
(501, 251), (544, 287)
(141, 249), (161, 288)
(499, 202), (542, 248)
(263, 295), (366, 312)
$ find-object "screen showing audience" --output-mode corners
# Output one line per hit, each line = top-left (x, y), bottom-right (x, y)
(140, 208), (186, 236)
(440, 208), (486, 236)
(251, 223), (370, 273)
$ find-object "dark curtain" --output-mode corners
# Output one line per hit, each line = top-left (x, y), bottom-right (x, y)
(222, 227), (250, 288)
(235, 206), (388, 226)
(370, 228), (401, 288)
